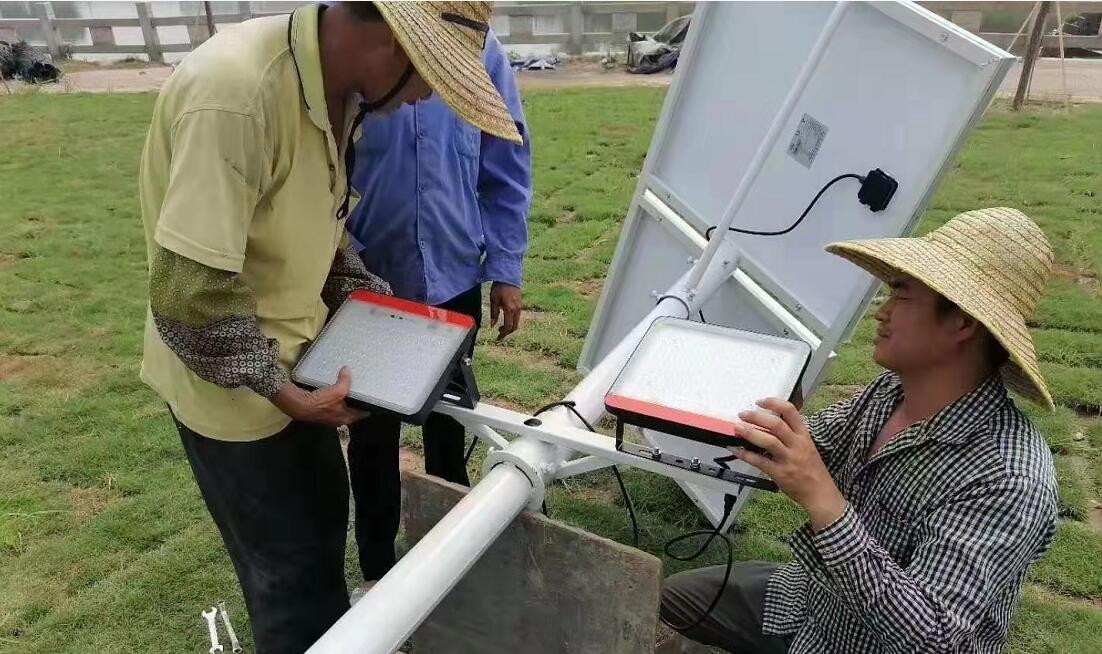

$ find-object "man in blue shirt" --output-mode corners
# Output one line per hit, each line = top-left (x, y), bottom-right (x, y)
(346, 31), (532, 582)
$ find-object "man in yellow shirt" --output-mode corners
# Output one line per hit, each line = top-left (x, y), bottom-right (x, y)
(138, 3), (521, 651)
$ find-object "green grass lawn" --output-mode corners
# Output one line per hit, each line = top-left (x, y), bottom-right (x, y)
(1, 88), (1101, 653)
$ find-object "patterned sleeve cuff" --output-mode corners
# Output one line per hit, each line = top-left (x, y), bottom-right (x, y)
(322, 248), (392, 312)
(248, 358), (289, 399)
(811, 503), (870, 567)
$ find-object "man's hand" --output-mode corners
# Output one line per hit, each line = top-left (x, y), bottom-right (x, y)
(270, 367), (369, 428)
(732, 397), (847, 531)
(489, 282), (522, 340)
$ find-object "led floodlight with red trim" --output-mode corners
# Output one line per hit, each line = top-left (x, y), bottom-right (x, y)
(605, 317), (811, 490)
(292, 290), (479, 424)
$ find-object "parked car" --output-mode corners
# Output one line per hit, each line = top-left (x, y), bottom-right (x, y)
(626, 15), (692, 74)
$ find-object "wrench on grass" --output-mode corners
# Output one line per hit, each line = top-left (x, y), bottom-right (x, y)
(202, 606), (224, 653)
(217, 600), (244, 653)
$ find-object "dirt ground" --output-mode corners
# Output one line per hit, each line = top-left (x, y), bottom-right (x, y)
(4, 56), (1100, 102)
(513, 59), (677, 90)
(997, 57), (1102, 103)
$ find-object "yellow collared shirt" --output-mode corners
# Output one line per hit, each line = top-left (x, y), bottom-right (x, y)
(139, 5), (360, 440)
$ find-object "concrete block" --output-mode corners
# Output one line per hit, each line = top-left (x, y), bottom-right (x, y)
(403, 470), (663, 654)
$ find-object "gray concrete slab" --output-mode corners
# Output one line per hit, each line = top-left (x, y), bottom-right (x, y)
(402, 470), (664, 654)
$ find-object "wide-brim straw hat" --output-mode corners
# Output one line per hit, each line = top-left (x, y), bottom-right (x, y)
(375, 2), (522, 144)
(826, 207), (1055, 411)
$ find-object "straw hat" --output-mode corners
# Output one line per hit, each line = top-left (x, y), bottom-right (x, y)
(826, 207), (1055, 410)
(375, 2), (522, 144)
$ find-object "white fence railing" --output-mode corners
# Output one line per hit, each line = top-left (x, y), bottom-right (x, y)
(0, 2), (694, 63)
(1, 2), (1097, 65)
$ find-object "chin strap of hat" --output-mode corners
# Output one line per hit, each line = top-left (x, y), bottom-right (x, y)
(362, 62), (416, 113)
(336, 62), (417, 220)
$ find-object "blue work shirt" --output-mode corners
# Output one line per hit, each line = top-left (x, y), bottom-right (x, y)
(347, 33), (532, 305)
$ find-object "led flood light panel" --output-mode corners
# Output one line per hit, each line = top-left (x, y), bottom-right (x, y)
(606, 318), (811, 449)
(292, 291), (477, 423)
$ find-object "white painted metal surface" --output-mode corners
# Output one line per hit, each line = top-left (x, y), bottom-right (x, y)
(641, 1), (1014, 334)
(469, 423), (509, 451)
(684, 1), (849, 293)
(444, 401), (762, 497)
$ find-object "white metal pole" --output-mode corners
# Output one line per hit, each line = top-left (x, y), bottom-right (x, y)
(684, 1), (848, 292)
(308, 242), (741, 654)
(470, 422), (509, 450)
(306, 465), (533, 654)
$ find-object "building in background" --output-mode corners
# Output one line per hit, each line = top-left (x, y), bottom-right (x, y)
(1, 2), (1099, 65)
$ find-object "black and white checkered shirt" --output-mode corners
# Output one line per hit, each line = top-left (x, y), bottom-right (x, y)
(763, 373), (1058, 653)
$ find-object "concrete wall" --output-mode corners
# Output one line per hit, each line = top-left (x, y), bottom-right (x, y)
(402, 470), (664, 654)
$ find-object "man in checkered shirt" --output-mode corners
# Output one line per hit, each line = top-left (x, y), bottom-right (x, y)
(659, 208), (1060, 653)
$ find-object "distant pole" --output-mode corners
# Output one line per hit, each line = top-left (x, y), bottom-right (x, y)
(1013, 0), (1052, 111)
(204, 1), (217, 38)
(1007, 2), (1040, 54)
(1055, 0), (1069, 108)
(567, 2), (583, 56)
(33, 2), (62, 59)
(135, 2), (164, 64)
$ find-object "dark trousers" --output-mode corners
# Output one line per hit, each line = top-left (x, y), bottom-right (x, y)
(175, 416), (351, 654)
(348, 284), (482, 581)
(661, 562), (791, 653)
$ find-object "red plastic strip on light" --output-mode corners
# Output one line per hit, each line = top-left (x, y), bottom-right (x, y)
(605, 394), (740, 437)
(349, 290), (476, 329)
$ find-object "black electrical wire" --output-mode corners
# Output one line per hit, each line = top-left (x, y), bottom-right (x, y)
(463, 438), (478, 466)
(610, 466), (638, 548)
(531, 400), (641, 548)
(533, 400), (593, 427)
(528, 406), (740, 630)
(705, 173), (864, 240)
(660, 493), (740, 634)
